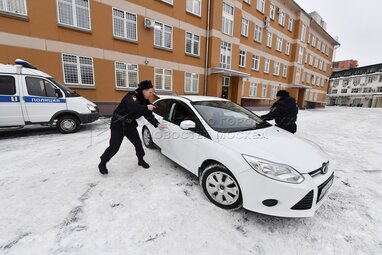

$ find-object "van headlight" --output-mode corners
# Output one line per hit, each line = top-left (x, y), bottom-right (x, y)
(242, 155), (304, 184)
(87, 104), (97, 112)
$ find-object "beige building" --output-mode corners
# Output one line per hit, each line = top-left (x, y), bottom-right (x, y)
(0, 0), (339, 114)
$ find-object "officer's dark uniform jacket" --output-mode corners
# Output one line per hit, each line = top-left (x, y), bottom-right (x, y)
(111, 90), (159, 130)
(261, 96), (298, 133)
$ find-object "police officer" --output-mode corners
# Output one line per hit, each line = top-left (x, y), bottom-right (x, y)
(98, 80), (166, 175)
(261, 90), (298, 134)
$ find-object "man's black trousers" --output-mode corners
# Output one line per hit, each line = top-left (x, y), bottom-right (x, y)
(100, 122), (145, 163)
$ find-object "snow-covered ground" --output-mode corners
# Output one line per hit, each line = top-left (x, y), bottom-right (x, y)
(0, 106), (381, 255)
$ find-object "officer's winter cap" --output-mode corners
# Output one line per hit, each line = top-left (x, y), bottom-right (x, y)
(137, 80), (153, 91)
(276, 90), (290, 98)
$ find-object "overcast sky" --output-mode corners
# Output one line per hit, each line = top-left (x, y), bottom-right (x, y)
(294, 0), (381, 66)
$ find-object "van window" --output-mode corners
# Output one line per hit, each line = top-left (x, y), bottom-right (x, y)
(0, 76), (16, 95)
(26, 77), (59, 98)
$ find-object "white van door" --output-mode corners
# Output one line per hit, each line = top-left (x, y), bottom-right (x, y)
(23, 76), (67, 123)
(0, 75), (25, 126)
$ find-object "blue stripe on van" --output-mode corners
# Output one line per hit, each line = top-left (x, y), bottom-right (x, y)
(0, 95), (20, 102)
(24, 96), (66, 103)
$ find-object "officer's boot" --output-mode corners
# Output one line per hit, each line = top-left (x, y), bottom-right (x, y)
(98, 161), (109, 175)
(138, 157), (150, 169)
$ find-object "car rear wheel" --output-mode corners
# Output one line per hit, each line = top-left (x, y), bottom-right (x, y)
(201, 164), (242, 210)
(142, 126), (155, 149)
(57, 115), (80, 134)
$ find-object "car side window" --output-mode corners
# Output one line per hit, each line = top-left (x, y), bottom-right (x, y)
(170, 102), (197, 126)
(153, 99), (171, 119)
(0, 76), (16, 95)
(26, 77), (59, 98)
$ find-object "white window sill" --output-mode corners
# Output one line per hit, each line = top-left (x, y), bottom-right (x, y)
(58, 23), (92, 34)
(113, 36), (138, 44)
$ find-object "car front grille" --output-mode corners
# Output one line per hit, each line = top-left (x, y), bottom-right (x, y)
(317, 173), (334, 203)
(291, 190), (314, 210)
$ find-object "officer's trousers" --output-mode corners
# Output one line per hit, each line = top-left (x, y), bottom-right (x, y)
(100, 122), (145, 163)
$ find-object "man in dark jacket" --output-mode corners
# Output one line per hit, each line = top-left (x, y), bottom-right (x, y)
(261, 90), (298, 134)
(98, 80), (166, 175)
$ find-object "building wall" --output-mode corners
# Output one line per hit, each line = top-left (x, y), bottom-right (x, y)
(0, 0), (338, 113)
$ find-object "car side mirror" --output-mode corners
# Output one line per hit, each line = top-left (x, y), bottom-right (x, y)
(180, 120), (196, 130)
(55, 88), (63, 98)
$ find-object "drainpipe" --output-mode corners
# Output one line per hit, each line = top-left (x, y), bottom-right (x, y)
(204, 0), (211, 96)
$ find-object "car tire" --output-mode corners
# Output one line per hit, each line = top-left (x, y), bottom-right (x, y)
(201, 164), (243, 210)
(142, 126), (155, 149)
(56, 115), (80, 134)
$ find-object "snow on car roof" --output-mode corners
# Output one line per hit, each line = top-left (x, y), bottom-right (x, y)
(155, 95), (228, 102)
(0, 64), (52, 77)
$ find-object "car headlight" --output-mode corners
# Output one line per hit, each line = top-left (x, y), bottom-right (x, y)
(87, 104), (97, 112)
(242, 154), (304, 184)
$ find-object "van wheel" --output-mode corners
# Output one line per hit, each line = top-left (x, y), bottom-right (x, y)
(142, 126), (155, 149)
(200, 164), (242, 210)
(57, 115), (80, 134)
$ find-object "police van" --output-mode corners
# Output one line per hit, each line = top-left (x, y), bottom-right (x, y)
(0, 60), (99, 134)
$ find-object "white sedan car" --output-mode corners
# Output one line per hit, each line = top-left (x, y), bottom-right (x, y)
(142, 95), (334, 217)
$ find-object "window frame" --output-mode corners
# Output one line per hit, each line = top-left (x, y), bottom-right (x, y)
(112, 7), (138, 43)
(61, 53), (95, 87)
(0, 0), (28, 17)
(185, 31), (201, 57)
(154, 68), (173, 91)
(186, 0), (201, 17)
(114, 62), (139, 90)
(184, 72), (199, 94)
(56, 0), (92, 31)
(154, 21), (173, 50)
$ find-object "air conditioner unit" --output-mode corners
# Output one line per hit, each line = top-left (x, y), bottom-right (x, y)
(144, 18), (155, 29)
(264, 20), (270, 28)
(277, 7), (283, 14)
(265, 16), (270, 22)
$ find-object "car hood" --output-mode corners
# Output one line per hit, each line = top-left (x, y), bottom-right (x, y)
(217, 126), (329, 174)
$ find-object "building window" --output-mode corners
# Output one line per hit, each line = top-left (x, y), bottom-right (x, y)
(366, 76), (373, 84)
(239, 50), (246, 67)
(278, 9), (285, 26)
(331, 89), (338, 94)
(249, 83), (257, 97)
(154, 68), (172, 91)
(252, 55), (260, 71)
(264, 59), (270, 73)
(222, 2), (234, 36)
(115, 62), (138, 89)
(379, 75), (382, 82)
(296, 69), (301, 84)
(314, 58), (319, 68)
(220, 41), (232, 69)
(316, 77), (321, 86)
(262, 84), (268, 97)
(256, 0), (265, 13)
(309, 55), (313, 66)
(0, 0), (27, 16)
(185, 72), (199, 93)
(273, 62), (280, 76)
(243, 0), (251, 4)
(312, 35), (316, 47)
(154, 22), (173, 50)
(254, 25), (263, 43)
(341, 89), (347, 93)
(319, 60), (323, 70)
(276, 37), (283, 52)
(282, 65), (288, 78)
(266, 32), (273, 48)
(186, 0), (201, 16)
(62, 54), (94, 86)
(271, 85), (277, 99)
(222, 76), (230, 87)
(300, 24), (307, 42)
(351, 88), (359, 93)
(241, 18), (249, 37)
(377, 87), (382, 92)
(185, 32), (200, 56)
(269, 4), (275, 20)
(288, 18), (293, 32)
(285, 42), (290, 55)
(317, 40), (321, 50)
(57, 0), (91, 30)
(112, 8), (137, 42)
(298, 46), (304, 64)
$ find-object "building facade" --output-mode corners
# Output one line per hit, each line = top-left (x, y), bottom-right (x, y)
(333, 59), (359, 72)
(0, 0), (339, 114)
(327, 64), (382, 108)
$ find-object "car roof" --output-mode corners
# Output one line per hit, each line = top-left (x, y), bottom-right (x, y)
(155, 95), (229, 103)
(0, 64), (52, 78)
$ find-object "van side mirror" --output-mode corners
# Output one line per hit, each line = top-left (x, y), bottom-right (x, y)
(180, 120), (196, 130)
(55, 88), (63, 98)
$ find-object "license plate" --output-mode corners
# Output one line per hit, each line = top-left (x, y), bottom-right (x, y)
(319, 177), (334, 201)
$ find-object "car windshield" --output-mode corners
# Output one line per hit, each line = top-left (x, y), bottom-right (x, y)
(192, 100), (271, 133)
(48, 78), (80, 97)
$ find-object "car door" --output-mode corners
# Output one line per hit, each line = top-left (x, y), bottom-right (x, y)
(164, 100), (212, 174)
(0, 74), (25, 126)
(23, 76), (67, 123)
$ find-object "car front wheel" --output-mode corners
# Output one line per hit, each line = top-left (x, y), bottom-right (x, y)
(201, 164), (242, 210)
